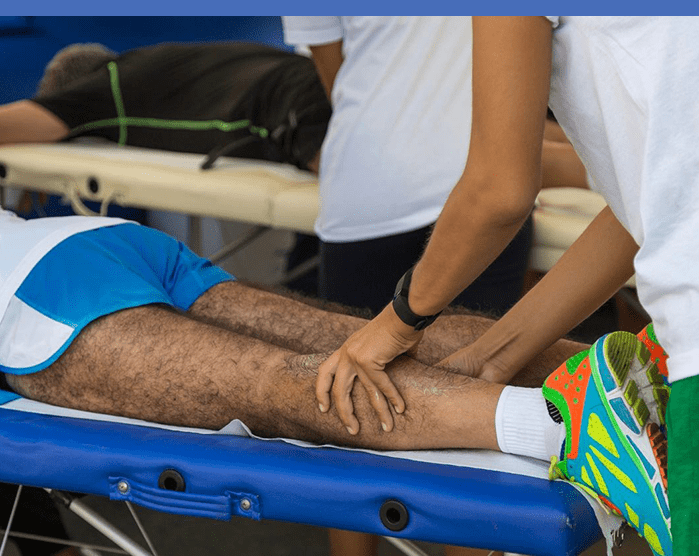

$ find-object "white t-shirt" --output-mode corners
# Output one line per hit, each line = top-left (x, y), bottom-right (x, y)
(282, 16), (472, 242)
(545, 16), (699, 383)
(0, 209), (124, 323)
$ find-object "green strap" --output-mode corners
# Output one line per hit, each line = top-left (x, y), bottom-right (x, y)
(108, 61), (128, 145)
(68, 62), (269, 142)
(70, 116), (268, 137)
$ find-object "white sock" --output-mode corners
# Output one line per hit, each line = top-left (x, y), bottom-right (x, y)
(495, 386), (566, 462)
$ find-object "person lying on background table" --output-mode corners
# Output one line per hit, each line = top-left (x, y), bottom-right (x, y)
(0, 41), (331, 172)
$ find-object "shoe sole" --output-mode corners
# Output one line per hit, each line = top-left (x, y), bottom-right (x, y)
(588, 331), (670, 555)
(637, 325), (671, 427)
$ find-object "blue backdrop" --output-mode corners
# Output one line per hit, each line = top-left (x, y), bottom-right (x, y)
(0, 16), (288, 104)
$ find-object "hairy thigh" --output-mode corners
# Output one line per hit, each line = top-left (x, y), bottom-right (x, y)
(7, 304), (502, 450)
(6, 305), (295, 429)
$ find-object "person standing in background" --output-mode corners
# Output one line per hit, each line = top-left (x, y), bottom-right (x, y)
(282, 16), (539, 322)
(282, 15), (587, 556)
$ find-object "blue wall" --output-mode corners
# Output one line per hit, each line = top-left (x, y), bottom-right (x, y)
(0, 16), (288, 104)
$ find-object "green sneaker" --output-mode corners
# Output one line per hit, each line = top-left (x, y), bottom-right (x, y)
(543, 331), (671, 556)
(637, 323), (670, 428)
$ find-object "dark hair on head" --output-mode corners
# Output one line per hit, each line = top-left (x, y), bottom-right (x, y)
(36, 43), (118, 97)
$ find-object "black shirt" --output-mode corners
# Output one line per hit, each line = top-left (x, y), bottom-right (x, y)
(33, 42), (331, 169)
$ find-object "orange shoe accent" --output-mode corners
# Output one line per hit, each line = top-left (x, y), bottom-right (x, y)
(545, 354), (592, 460)
(598, 495), (624, 517)
(648, 423), (668, 490)
(638, 328), (668, 378)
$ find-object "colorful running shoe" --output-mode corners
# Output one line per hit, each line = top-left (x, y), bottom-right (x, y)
(637, 323), (670, 428)
(543, 331), (671, 556)
(638, 323), (669, 379)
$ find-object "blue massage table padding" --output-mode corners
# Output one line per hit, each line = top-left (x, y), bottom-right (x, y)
(0, 405), (602, 556)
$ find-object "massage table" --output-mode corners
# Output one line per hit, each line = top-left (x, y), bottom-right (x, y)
(0, 391), (622, 556)
(0, 143), (626, 556)
(0, 143), (622, 279)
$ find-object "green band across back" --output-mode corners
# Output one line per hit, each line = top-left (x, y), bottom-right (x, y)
(67, 61), (269, 145)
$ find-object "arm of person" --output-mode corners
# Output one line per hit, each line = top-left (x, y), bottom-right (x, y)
(0, 100), (69, 145)
(542, 138), (589, 189)
(544, 117), (568, 142)
(541, 118), (588, 189)
(317, 16), (556, 434)
(281, 16), (343, 100)
(309, 41), (343, 100)
(440, 205), (638, 381)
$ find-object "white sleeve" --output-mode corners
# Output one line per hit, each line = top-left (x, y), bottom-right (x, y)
(282, 16), (343, 46)
(544, 16), (560, 28)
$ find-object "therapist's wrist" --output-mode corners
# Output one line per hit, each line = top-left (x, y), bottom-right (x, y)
(392, 267), (442, 331)
(383, 303), (425, 341)
(406, 262), (452, 317)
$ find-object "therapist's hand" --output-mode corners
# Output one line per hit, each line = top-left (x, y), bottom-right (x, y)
(438, 346), (513, 385)
(317, 304), (424, 435)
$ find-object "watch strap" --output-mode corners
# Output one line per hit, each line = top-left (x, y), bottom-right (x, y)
(392, 267), (442, 331)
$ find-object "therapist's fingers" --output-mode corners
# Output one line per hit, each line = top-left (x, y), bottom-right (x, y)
(331, 360), (360, 434)
(316, 351), (339, 413)
(358, 369), (405, 432)
(368, 368), (405, 415)
(317, 303), (424, 432)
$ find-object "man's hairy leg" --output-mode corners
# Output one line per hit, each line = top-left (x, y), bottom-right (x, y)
(188, 282), (586, 387)
(7, 305), (503, 450)
(187, 281), (366, 355)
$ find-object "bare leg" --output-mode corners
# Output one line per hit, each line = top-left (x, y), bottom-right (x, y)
(7, 305), (503, 450)
(328, 531), (504, 556)
(444, 546), (502, 556)
(187, 281), (365, 355)
(188, 282), (587, 387)
(188, 285), (538, 556)
(328, 530), (379, 556)
(327, 530), (504, 556)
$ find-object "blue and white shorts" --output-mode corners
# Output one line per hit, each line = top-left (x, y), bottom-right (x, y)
(0, 223), (233, 375)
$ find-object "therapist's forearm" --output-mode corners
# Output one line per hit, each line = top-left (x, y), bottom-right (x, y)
(542, 139), (588, 189)
(408, 172), (538, 317)
(406, 16), (552, 319)
(469, 206), (638, 382)
(309, 42), (343, 101)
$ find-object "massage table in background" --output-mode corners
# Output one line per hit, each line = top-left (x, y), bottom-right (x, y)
(0, 143), (317, 274)
(0, 143), (627, 555)
(0, 143), (623, 281)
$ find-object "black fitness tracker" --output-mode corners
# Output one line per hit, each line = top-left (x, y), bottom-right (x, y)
(392, 266), (442, 331)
